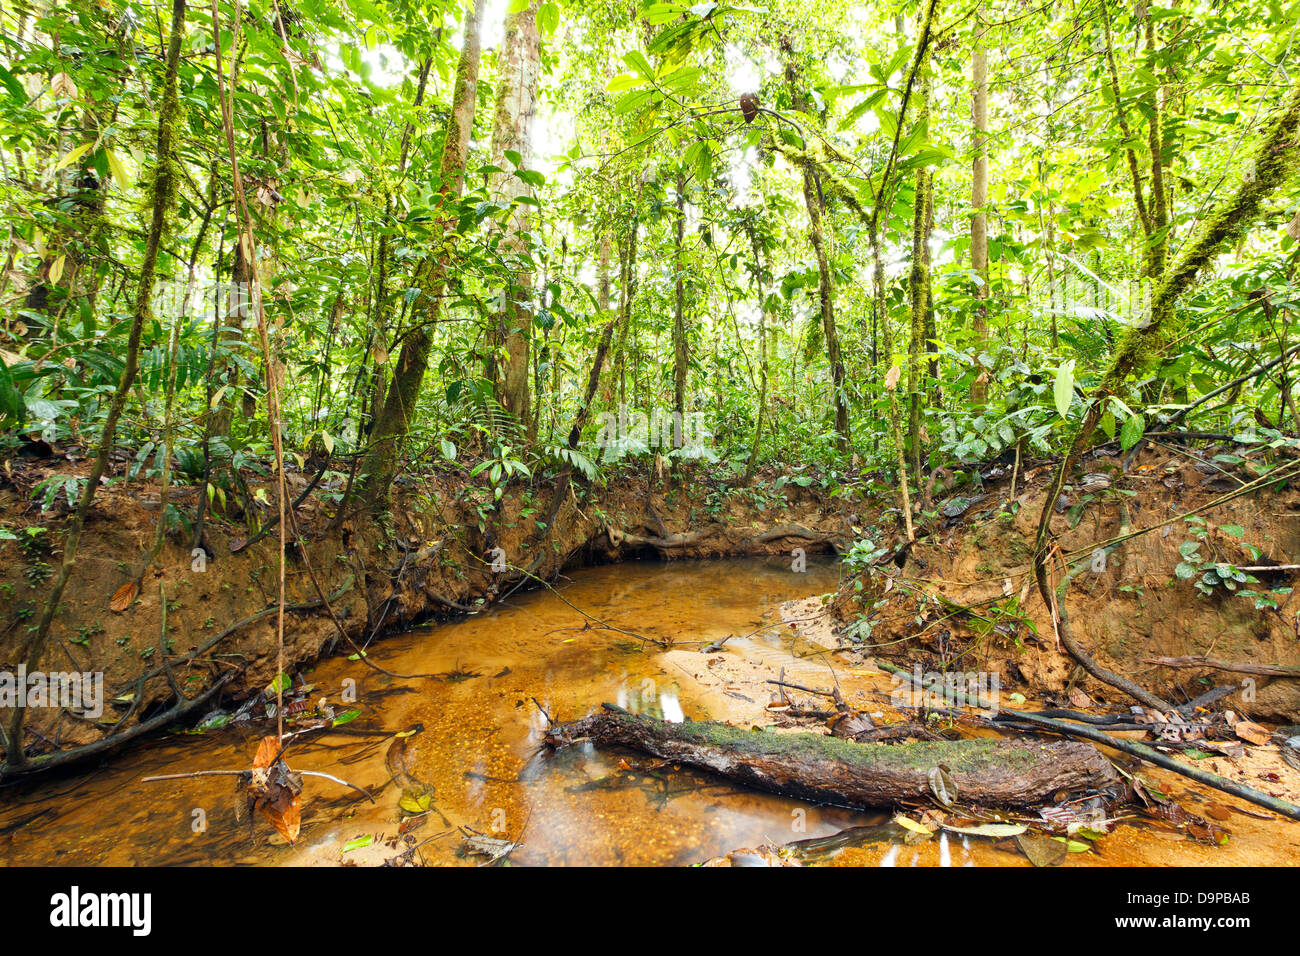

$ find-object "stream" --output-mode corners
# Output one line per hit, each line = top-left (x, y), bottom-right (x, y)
(3, 556), (1299, 867)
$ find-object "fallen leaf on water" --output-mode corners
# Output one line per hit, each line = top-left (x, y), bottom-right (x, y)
(1015, 832), (1067, 867)
(342, 834), (374, 853)
(109, 581), (138, 612)
(1050, 837), (1093, 853)
(248, 735), (302, 844)
(398, 789), (431, 814)
(893, 814), (935, 835)
(1204, 803), (1232, 821)
(942, 822), (1027, 838)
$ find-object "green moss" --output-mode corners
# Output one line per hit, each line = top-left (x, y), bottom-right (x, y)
(608, 713), (1047, 774)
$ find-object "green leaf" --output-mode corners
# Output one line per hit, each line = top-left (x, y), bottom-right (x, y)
(606, 73), (647, 92)
(622, 50), (655, 79)
(1053, 360), (1074, 418)
(332, 708), (361, 726)
(55, 141), (95, 171)
(1050, 837), (1093, 853)
(0, 65), (26, 103)
(265, 672), (292, 696)
(1099, 410), (1116, 439)
(0, 358), (26, 430)
(1120, 412), (1145, 451)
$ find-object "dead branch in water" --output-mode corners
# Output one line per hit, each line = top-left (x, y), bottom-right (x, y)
(0, 675), (233, 781)
(546, 704), (1118, 809)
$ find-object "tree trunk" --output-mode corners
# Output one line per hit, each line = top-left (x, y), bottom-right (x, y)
(743, 222), (770, 483)
(908, 65), (933, 481)
(491, 0), (541, 427)
(970, 6), (989, 405)
(672, 171), (689, 450)
(4, 0), (187, 766)
(785, 53), (850, 454)
(548, 709), (1118, 809)
(359, 0), (487, 497)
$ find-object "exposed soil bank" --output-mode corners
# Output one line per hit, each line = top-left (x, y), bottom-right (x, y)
(0, 457), (844, 771)
(829, 441), (1300, 721)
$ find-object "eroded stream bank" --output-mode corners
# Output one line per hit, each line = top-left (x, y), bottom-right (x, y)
(0, 460), (845, 772)
(5, 556), (1300, 867)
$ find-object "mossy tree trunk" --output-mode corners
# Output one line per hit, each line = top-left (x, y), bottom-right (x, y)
(969, 5), (990, 405)
(672, 171), (689, 451)
(1032, 73), (1300, 634)
(908, 64), (934, 482)
(359, 0), (487, 498)
(4, 0), (188, 767)
(490, 0), (541, 428)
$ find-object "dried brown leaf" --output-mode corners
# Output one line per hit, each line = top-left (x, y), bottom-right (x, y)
(1234, 720), (1271, 746)
(109, 580), (138, 613)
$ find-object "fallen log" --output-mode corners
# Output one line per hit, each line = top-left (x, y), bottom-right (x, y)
(547, 706), (1118, 809)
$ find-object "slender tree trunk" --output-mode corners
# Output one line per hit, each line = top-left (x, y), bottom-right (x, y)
(672, 172), (689, 450)
(612, 194), (641, 408)
(970, 6), (990, 404)
(743, 222), (770, 483)
(359, 0), (486, 497)
(803, 166), (850, 454)
(908, 64), (933, 481)
(4, 0), (187, 766)
(785, 51), (850, 454)
(491, 0), (541, 428)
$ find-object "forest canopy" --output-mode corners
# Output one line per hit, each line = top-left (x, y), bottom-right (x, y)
(2, 0), (1299, 519)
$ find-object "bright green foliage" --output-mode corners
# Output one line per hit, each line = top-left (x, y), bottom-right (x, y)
(1, 0), (1299, 510)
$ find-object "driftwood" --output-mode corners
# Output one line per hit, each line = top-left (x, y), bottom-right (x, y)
(547, 706), (1118, 809)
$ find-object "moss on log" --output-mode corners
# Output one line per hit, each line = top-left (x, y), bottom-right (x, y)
(550, 709), (1118, 809)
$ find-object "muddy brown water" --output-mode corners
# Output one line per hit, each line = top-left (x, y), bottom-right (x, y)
(3, 556), (1299, 867)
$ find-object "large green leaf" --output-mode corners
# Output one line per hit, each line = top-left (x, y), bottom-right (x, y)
(1053, 361), (1075, 418)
